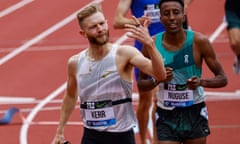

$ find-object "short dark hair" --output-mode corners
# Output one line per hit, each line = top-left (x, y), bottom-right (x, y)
(159, 0), (184, 9)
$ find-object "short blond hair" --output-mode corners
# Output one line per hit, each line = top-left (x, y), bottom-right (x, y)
(77, 4), (102, 28)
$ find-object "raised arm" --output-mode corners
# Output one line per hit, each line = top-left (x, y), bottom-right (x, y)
(124, 16), (166, 81)
(113, 0), (135, 29)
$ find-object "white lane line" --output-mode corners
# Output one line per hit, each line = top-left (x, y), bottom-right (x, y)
(0, 0), (34, 18)
(1, 3), (82, 65)
(1, 89), (240, 105)
(23, 121), (240, 129)
(0, 44), (87, 53)
(0, 97), (63, 105)
(206, 91), (240, 97)
(209, 19), (227, 43)
(20, 82), (67, 144)
(0, 97), (35, 104)
(0, 105), (74, 114)
(25, 121), (84, 126)
(210, 124), (240, 129)
(0, 11), (76, 65)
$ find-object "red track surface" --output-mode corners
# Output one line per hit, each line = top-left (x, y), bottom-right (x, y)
(0, 0), (239, 144)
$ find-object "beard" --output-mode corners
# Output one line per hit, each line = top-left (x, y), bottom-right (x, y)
(87, 30), (109, 46)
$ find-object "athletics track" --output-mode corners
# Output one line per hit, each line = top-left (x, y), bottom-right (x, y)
(0, 0), (239, 144)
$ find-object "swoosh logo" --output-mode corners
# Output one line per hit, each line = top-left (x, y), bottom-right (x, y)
(101, 71), (114, 78)
(96, 102), (107, 108)
(177, 85), (187, 90)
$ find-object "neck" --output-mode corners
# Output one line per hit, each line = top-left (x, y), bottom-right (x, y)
(163, 30), (186, 51)
(87, 43), (112, 61)
(164, 29), (186, 43)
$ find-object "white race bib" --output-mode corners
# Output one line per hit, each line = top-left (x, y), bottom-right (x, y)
(144, 4), (160, 23)
(162, 83), (194, 107)
(85, 107), (116, 127)
(82, 100), (116, 127)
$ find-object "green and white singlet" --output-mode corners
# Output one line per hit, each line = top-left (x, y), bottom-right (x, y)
(155, 30), (205, 110)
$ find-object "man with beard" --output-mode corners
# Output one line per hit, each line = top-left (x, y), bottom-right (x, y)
(52, 4), (166, 144)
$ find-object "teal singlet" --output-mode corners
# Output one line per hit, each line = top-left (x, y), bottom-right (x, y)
(155, 30), (205, 110)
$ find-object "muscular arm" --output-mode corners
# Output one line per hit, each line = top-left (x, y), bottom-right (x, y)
(117, 43), (166, 83)
(132, 44), (166, 81)
(113, 0), (135, 29)
(53, 55), (78, 144)
(137, 42), (161, 91)
(195, 33), (228, 88)
(137, 43), (173, 92)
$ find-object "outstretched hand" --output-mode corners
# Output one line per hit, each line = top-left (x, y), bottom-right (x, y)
(137, 15), (152, 27)
(124, 16), (153, 48)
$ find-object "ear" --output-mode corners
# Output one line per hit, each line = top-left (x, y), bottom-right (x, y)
(79, 29), (86, 37)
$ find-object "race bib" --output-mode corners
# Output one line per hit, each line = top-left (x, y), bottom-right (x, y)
(163, 83), (194, 107)
(144, 4), (160, 23)
(83, 100), (116, 127)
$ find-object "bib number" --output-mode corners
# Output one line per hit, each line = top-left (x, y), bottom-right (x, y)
(144, 4), (160, 23)
(83, 100), (116, 127)
(163, 83), (194, 107)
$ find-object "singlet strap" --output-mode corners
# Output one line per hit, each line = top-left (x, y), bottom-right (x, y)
(111, 44), (118, 57)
